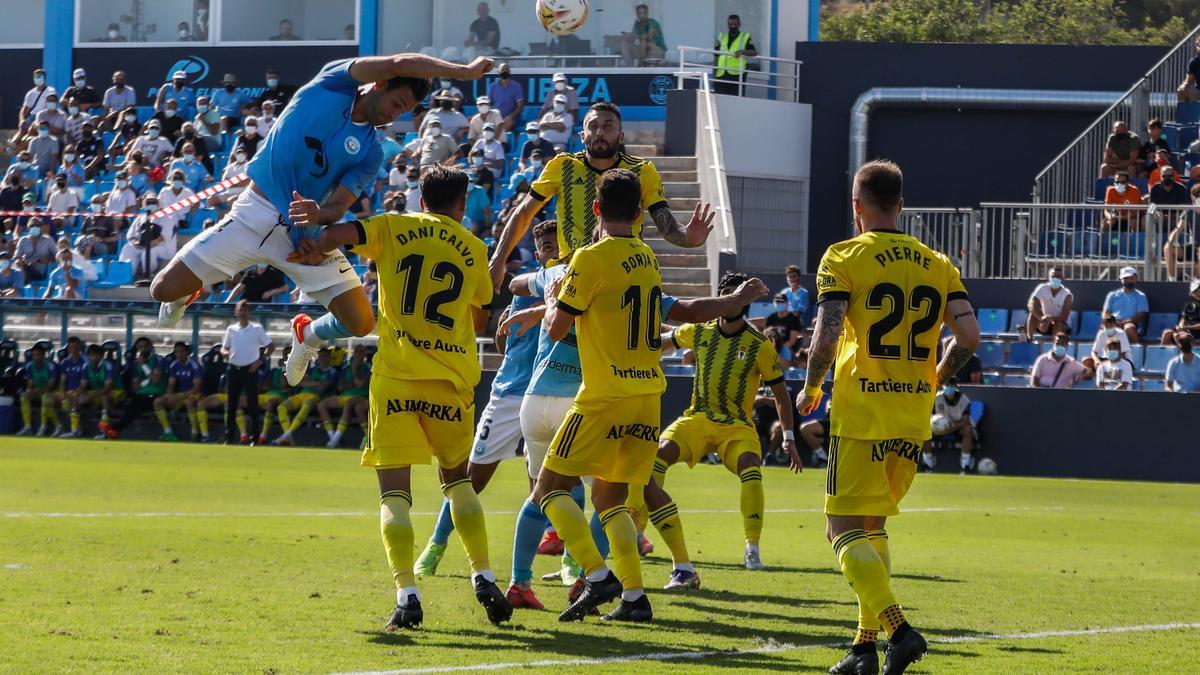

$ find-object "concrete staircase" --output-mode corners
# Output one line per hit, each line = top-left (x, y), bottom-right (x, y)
(624, 143), (711, 299)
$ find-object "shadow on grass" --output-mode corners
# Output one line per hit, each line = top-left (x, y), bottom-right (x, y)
(688, 560), (964, 585)
(651, 587), (856, 608)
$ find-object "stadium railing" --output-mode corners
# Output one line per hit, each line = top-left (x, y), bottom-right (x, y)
(675, 46), (802, 103)
(685, 71), (735, 292)
(1034, 22), (1200, 204)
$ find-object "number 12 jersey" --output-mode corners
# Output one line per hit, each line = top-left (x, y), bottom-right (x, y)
(815, 228), (968, 441)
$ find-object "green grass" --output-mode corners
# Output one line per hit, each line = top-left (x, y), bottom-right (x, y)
(1, 438), (1198, 673)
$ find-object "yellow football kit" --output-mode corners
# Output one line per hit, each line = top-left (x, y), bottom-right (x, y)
(351, 211), (492, 469)
(547, 235), (666, 484)
(662, 321), (784, 472)
(815, 228), (969, 516)
(530, 152), (668, 255)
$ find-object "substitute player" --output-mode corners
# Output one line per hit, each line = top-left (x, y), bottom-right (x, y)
(272, 348), (336, 446)
(152, 52), (493, 388)
(488, 101), (711, 290)
(796, 160), (980, 675)
(17, 343), (59, 437)
(643, 272), (803, 590)
(306, 165), (511, 629)
(317, 343), (370, 448)
(530, 168), (666, 623)
(153, 342), (206, 442)
(63, 344), (123, 439)
(52, 337), (87, 438)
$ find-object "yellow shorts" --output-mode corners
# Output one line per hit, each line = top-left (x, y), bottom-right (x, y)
(661, 414), (760, 474)
(361, 377), (474, 469)
(825, 436), (920, 517)
(545, 395), (661, 485)
(162, 392), (200, 409)
(284, 392), (320, 409)
(336, 394), (365, 406)
(258, 392), (283, 407)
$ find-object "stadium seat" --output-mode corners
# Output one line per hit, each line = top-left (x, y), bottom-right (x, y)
(968, 400), (984, 427)
(1036, 231), (1068, 257)
(1075, 377), (1096, 390)
(1003, 374), (1029, 387)
(1140, 379), (1166, 392)
(1073, 342), (1093, 360)
(982, 373), (1001, 386)
(93, 261), (133, 288)
(1093, 177), (1113, 202)
(1142, 346), (1174, 374)
(0, 339), (17, 371)
(1007, 309), (1029, 335)
(1079, 311), (1103, 339)
(1146, 313), (1177, 341)
(977, 308), (1008, 336)
(1066, 310), (1080, 336)
(977, 340), (1005, 369)
(1071, 231), (1098, 257)
(1126, 344), (1145, 370)
(1004, 342), (1041, 369)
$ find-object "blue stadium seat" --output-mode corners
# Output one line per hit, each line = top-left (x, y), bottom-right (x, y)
(1093, 177), (1113, 201)
(1146, 312), (1177, 342)
(1036, 231), (1068, 257)
(1003, 374), (1029, 387)
(1004, 342), (1041, 369)
(968, 400), (984, 427)
(1008, 309), (1029, 335)
(1074, 342), (1094, 360)
(1071, 231), (1098, 257)
(1075, 376), (1096, 389)
(1126, 344), (1145, 370)
(93, 261), (133, 288)
(1131, 177), (1149, 195)
(1142, 346), (1174, 374)
(977, 341), (1005, 369)
(1140, 379), (1166, 392)
(1079, 311), (1102, 339)
(982, 373), (1001, 386)
(1065, 310), (1080, 335)
(977, 308), (1008, 336)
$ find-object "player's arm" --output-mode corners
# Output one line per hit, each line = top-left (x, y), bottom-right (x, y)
(288, 186), (358, 228)
(665, 277), (769, 323)
(937, 298), (982, 385)
(347, 54), (493, 84)
(770, 379), (802, 473)
(495, 306), (512, 354)
(796, 299), (846, 416)
(501, 305), (547, 338)
(489, 192), (547, 289)
(290, 220), (364, 265)
(509, 271), (538, 297)
(645, 159), (711, 248)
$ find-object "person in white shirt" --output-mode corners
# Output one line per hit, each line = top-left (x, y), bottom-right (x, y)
(1084, 315), (1132, 372)
(208, 150), (250, 215)
(468, 95), (505, 144)
(17, 68), (56, 138)
(470, 122), (506, 172)
(55, 236), (99, 282)
(387, 155), (407, 191)
(104, 172), (138, 224)
(402, 166), (422, 213)
(155, 170), (197, 256)
(537, 93), (573, 148)
(1026, 268), (1073, 340)
(193, 96), (222, 140)
(221, 300), (274, 444)
(258, 100), (279, 136)
(1095, 338), (1134, 390)
(420, 93), (469, 142)
(538, 72), (579, 117)
(119, 196), (173, 278)
(126, 120), (175, 168)
(46, 175), (81, 230)
(922, 378), (975, 473)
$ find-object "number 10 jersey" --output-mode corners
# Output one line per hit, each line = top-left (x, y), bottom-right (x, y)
(815, 228), (969, 441)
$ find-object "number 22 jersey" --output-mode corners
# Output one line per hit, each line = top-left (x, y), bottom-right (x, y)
(815, 228), (968, 441)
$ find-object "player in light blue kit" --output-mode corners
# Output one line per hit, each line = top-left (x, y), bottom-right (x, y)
(152, 53), (493, 385)
(412, 222), (560, 582)
(496, 253), (770, 609)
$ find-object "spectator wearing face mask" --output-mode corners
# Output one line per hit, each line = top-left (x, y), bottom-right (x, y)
(386, 155), (408, 191)
(470, 122), (505, 171)
(17, 68), (56, 139)
(62, 101), (87, 145)
(231, 116), (264, 160)
(119, 196), (169, 279)
(77, 119), (106, 178)
(538, 94), (574, 148)
(168, 143), (214, 192)
(97, 22), (127, 43)
(468, 96), (504, 144)
(1161, 278), (1200, 346)
(1165, 333), (1200, 392)
(1103, 171), (1143, 231)
(208, 148), (250, 216)
(3, 154), (37, 192)
(487, 63), (525, 137)
(464, 171), (493, 235)
(102, 72), (136, 129)
(381, 191), (407, 215)
(432, 78), (465, 111)
(1084, 315), (1132, 373)
(78, 195), (118, 258)
(193, 96), (222, 140)
(32, 94), (67, 142)
(46, 175), (81, 230)
(28, 122), (62, 177)
(1103, 267), (1150, 344)
(211, 73), (252, 133)
(43, 248), (87, 299)
(1025, 268), (1073, 340)
(258, 101), (279, 136)
(152, 100), (186, 143)
(421, 93), (469, 142)
(54, 236), (98, 283)
(0, 252), (24, 297)
(1149, 165), (1189, 218)
(922, 378), (975, 473)
(62, 69), (101, 117)
(1095, 338), (1134, 390)
(58, 150), (86, 200)
(14, 220), (56, 281)
(509, 149), (545, 190)
(761, 292), (804, 349)
(16, 194), (41, 231)
(1030, 332), (1089, 389)
(105, 171), (138, 226)
(173, 123), (215, 175)
(154, 70), (195, 118)
(417, 122), (457, 168)
(253, 69), (296, 114)
(1100, 120), (1141, 179)
(539, 73), (580, 118)
(125, 120), (174, 169)
(124, 156), (152, 197)
(519, 120), (556, 168)
(156, 170), (197, 250)
(1147, 149), (1182, 189)
(403, 167), (422, 213)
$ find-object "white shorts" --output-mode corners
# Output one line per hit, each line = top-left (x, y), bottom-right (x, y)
(176, 189), (361, 305)
(519, 393), (576, 480)
(469, 392), (525, 465)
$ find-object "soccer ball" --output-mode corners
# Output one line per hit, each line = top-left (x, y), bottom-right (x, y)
(977, 457), (998, 475)
(536, 0), (589, 36)
(930, 413), (952, 436)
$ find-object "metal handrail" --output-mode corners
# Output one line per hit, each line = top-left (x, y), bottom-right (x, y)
(500, 55), (623, 68)
(694, 72), (732, 242)
(675, 45), (801, 102)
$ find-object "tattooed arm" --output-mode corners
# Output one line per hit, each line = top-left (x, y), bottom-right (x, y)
(795, 299), (846, 416)
(650, 202), (714, 248)
(937, 298), (981, 385)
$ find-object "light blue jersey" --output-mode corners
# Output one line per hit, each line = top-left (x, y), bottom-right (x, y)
(492, 294), (541, 398)
(525, 265), (677, 398)
(246, 59), (384, 247)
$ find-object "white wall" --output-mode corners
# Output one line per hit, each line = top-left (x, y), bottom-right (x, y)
(714, 95), (811, 180)
(221, 0), (355, 42)
(379, 0), (434, 53)
(775, 0), (811, 58)
(0, 0), (46, 45)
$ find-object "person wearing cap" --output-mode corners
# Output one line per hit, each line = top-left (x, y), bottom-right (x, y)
(432, 77), (465, 111)
(16, 194), (40, 231)
(1165, 328), (1200, 392)
(125, 119), (175, 168)
(509, 148), (545, 189)
(63, 68), (102, 117)
(1161, 279), (1200, 346)
(536, 93), (573, 147)
(421, 92), (469, 142)
(17, 68), (56, 138)
(763, 291), (804, 349)
(211, 73), (252, 133)
(417, 118), (457, 168)
(0, 251), (24, 297)
(152, 99), (186, 143)
(470, 122), (505, 170)
(253, 68), (296, 114)
(14, 217), (55, 281)
(487, 62), (525, 137)
(102, 71), (137, 129)
(538, 73), (579, 117)
(156, 168), (198, 248)
(1103, 267), (1150, 344)
(78, 194), (119, 259)
(519, 120), (555, 169)
(468, 95), (504, 143)
(154, 70), (196, 117)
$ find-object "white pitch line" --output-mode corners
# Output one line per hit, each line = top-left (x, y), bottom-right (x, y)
(0, 505), (1067, 519)
(335, 622), (1200, 675)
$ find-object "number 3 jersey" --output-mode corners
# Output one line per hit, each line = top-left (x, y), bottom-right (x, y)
(352, 212), (493, 392)
(815, 228), (968, 441)
(556, 235), (666, 406)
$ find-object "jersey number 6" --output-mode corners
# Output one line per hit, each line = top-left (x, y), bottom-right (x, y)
(865, 283), (942, 361)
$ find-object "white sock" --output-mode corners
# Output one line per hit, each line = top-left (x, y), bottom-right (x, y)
(301, 322), (321, 346)
(397, 586), (420, 606)
(745, 543), (759, 555)
(472, 569), (496, 585)
(961, 453), (973, 470)
(329, 431), (342, 444)
(923, 452), (937, 469)
(621, 589), (645, 602)
(585, 566), (610, 583)
(674, 562), (696, 573)
(167, 296), (187, 310)
(546, 524), (557, 535)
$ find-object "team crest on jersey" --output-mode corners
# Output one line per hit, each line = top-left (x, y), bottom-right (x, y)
(344, 136), (361, 155)
(737, 350), (747, 360)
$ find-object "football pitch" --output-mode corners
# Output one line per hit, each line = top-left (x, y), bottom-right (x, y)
(2, 439), (1197, 673)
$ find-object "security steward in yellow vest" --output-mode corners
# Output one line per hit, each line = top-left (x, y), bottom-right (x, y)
(714, 14), (758, 96)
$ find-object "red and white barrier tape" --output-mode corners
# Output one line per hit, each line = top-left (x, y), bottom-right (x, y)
(0, 174), (249, 222)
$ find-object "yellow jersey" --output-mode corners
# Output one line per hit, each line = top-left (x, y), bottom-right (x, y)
(353, 212), (492, 393)
(556, 235), (666, 406)
(815, 228), (968, 441)
(530, 152), (668, 255)
(673, 321), (783, 427)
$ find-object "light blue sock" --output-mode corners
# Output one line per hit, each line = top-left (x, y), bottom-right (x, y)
(589, 509), (611, 561)
(311, 313), (355, 341)
(512, 498), (547, 584)
(570, 482), (586, 509)
(431, 498), (455, 546)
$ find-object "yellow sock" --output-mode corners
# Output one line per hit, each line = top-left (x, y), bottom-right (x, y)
(626, 482), (648, 534)
(197, 409), (209, 436)
(70, 411), (81, 432)
(739, 466), (764, 546)
(154, 407), (171, 432)
(601, 505), (642, 591)
(20, 396), (31, 426)
(380, 490), (416, 589)
(42, 394), (59, 427)
(322, 420), (334, 434)
(277, 405), (291, 430)
(635, 458), (670, 532)
(833, 530), (903, 636)
(443, 479), (490, 576)
(540, 490), (604, 576)
(648, 502), (689, 565)
(261, 413), (275, 436)
(235, 410), (248, 436)
(854, 530), (891, 638)
(337, 421), (348, 433)
(287, 403), (312, 433)
(187, 409), (198, 434)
